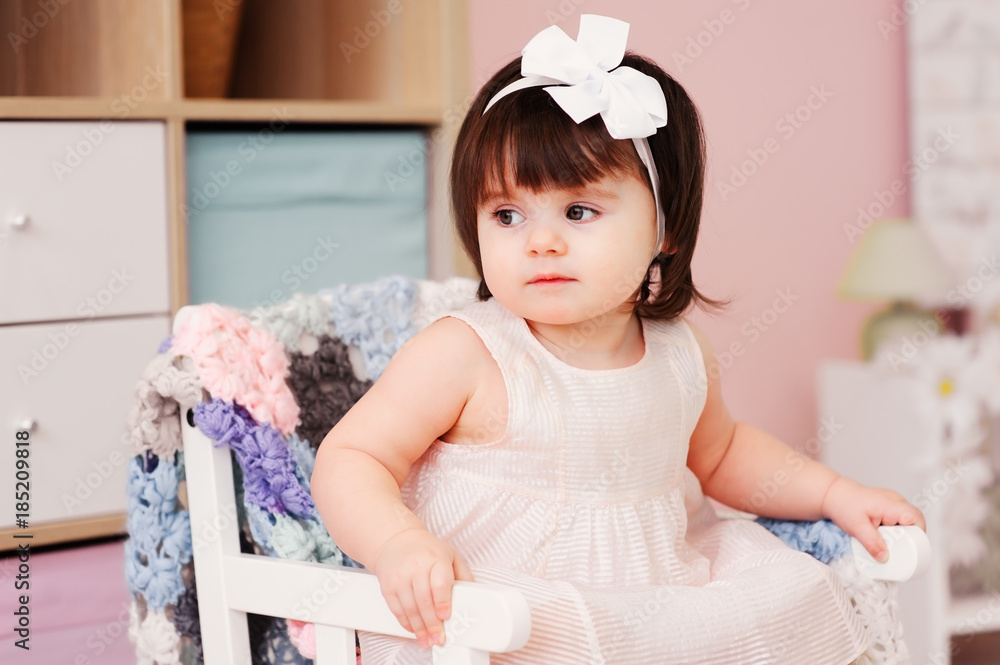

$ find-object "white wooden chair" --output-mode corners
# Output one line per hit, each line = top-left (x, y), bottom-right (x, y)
(172, 303), (931, 665)
(179, 397), (532, 665)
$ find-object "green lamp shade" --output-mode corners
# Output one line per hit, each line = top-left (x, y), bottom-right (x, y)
(838, 219), (956, 359)
(837, 219), (954, 302)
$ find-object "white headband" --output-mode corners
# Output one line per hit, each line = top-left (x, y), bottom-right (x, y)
(483, 14), (669, 261)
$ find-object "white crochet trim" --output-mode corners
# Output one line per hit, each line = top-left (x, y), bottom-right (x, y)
(414, 276), (479, 328)
(125, 354), (203, 457)
(128, 602), (182, 665)
(832, 555), (911, 665)
(245, 292), (334, 353)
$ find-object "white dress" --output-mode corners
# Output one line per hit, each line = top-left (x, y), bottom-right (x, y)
(359, 297), (869, 664)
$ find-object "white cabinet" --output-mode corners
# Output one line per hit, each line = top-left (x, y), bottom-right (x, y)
(0, 121), (171, 548)
(819, 360), (998, 664)
(0, 317), (169, 525)
(0, 121), (170, 323)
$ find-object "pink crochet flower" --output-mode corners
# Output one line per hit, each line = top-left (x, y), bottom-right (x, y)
(287, 619), (362, 663)
(171, 304), (300, 435)
(287, 619), (316, 659)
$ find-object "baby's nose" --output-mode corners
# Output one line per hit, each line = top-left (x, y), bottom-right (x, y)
(525, 218), (567, 255)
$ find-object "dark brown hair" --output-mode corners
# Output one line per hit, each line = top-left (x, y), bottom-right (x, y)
(450, 53), (728, 321)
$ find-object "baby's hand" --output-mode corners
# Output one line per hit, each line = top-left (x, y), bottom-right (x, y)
(373, 528), (475, 649)
(821, 476), (926, 562)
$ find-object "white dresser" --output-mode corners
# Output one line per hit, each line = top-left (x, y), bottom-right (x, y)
(0, 121), (172, 548)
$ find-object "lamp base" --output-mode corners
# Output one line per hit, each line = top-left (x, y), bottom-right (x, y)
(861, 302), (942, 361)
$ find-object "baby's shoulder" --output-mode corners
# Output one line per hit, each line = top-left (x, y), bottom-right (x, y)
(676, 317), (712, 362)
(407, 314), (494, 369)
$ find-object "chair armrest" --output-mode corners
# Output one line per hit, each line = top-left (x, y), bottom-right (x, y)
(220, 554), (531, 653)
(850, 525), (931, 582)
(731, 509), (931, 582)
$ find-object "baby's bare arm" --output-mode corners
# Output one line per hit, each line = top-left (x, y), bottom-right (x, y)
(311, 316), (483, 647)
(683, 319), (924, 559)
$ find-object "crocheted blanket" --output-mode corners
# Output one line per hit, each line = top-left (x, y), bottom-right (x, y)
(122, 275), (909, 665)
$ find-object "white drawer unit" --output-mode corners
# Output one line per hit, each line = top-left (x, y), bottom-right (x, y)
(0, 120), (173, 550)
(0, 316), (170, 528)
(0, 121), (170, 325)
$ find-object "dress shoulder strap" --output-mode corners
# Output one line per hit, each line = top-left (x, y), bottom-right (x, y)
(434, 298), (532, 375)
(644, 316), (709, 428)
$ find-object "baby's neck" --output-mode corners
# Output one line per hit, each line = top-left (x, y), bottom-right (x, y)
(525, 313), (645, 370)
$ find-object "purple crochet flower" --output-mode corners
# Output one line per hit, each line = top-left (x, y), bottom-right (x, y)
(157, 336), (173, 354)
(192, 398), (315, 519)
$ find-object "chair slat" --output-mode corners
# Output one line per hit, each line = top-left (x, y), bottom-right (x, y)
(314, 625), (357, 665)
(181, 399), (252, 665)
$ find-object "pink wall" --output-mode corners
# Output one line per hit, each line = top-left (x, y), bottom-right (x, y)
(468, 0), (910, 452)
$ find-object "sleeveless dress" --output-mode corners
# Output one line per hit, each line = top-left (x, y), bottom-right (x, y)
(359, 298), (869, 664)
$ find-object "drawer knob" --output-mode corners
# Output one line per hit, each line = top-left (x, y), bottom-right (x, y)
(7, 213), (29, 229)
(17, 419), (37, 433)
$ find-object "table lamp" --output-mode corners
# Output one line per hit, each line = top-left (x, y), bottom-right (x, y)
(837, 218), (955, 360)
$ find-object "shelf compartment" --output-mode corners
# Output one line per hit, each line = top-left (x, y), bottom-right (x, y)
(0, 0), (175, 99)
(185, 125), (429, 309)
(222, 0), (443, 105)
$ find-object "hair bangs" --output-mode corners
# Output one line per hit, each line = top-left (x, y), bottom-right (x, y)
(473, 88), (646, 210)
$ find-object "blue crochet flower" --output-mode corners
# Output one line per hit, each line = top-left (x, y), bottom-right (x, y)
(125, 537), (187, 611)
(124, 455), (192, 611)
(756, 517), (850, 564)
(323, 274), (418, 380)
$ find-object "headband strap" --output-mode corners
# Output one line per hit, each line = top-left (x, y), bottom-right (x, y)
(483, 14), (668, 260)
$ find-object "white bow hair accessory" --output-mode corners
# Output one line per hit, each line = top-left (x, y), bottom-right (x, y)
(484, 14), (667, 140)
(483, 14), (669, 261)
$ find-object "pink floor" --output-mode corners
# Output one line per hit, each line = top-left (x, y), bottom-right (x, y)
(0, 539), (135, 664)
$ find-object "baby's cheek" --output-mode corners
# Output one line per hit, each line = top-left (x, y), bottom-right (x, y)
(481, 255), (510, 282)
(602, 257), (648, 294)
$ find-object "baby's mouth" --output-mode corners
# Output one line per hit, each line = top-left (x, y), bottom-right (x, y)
(529, 274), (574, 285)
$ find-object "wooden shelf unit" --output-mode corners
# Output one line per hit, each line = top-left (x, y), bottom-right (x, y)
(0, 0), (470, 548)
(0, 1), (177, 99)
(0, 0), (470, 312)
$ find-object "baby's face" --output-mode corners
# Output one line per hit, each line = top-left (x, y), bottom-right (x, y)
(476, 172), (659, 327)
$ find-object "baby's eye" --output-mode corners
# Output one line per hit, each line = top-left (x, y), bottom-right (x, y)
(566, 205), (597, 222)
(493, 209), (525, 227)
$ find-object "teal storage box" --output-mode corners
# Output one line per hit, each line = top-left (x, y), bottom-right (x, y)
(186, 127), (428, 309)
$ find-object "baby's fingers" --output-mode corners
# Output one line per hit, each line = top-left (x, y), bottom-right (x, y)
(412, 574), (446, 648)
(851, 515), (889, 562)
(398, 586), (435, 649)
(427, 561), (456, 641)
(383, 591), (415, 636)
(881, 502), (927, 531)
